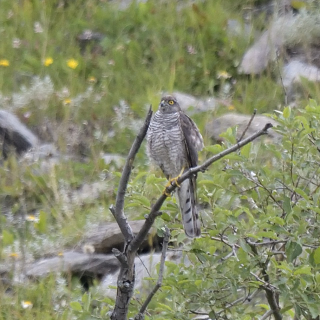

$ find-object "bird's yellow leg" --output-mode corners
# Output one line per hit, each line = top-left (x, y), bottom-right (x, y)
(170, 167), (185, 188)
(163, 175), (172, 196)
(163, 168), (185, 196)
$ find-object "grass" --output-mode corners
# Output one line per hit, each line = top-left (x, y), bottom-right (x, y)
(1, 0), (320, 319)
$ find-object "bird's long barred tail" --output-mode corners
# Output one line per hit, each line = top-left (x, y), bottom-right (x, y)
(177, 178), (201, 238)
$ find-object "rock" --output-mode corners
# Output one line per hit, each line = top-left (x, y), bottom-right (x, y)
(99, 251), (188, 298)
(282, 59), (320, 103)
(239, 11), (320, 76)
(205, 113), (281, 143)
(239, 15), (294, 75)
(169, 91), (216, 113)
(0, 110), (39, 157)
(26, 251), (119, 279)
(78, 220), (160, 254)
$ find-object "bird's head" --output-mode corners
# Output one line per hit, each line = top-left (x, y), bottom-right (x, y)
(159, 95), (181, 114)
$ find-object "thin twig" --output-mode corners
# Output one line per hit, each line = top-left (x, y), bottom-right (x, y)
(211, 236), (240, 248)
(238, 109), (257, 142)
(134, 227), (170, 320)
(250, 272), (279, 291)
(221, 289), (260, 312)
(246, 239), (289, 246)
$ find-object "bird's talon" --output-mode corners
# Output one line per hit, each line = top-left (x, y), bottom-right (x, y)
(171, 177), (180, 188)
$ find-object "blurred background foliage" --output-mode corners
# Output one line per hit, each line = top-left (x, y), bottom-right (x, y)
(1, 0), (320, 319)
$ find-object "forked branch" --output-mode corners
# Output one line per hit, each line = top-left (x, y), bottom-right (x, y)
(110, 107), (273, 320)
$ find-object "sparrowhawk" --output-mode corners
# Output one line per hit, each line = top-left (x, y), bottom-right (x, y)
(147, 95), (204, 238)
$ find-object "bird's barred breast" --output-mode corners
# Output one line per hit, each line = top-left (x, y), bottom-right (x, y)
(147, 111), (187, 177)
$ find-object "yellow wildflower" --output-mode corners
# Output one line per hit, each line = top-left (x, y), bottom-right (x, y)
(217, 70), (231, 79)
(63, 98), (71, 105)
(67, 59), (78, 69)
(26, 215), (39, 222)
(227, 105), (235, 111)
(44, 57), (53, 66)
(88, 76), (97, 83)
(58, 252), (64, 256)
(9, 252), (19, 258)
(0, 59), (10, 67)
(21, 301), (33, 309)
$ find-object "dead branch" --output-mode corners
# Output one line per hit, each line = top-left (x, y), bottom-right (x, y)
(134, 227), (170, 320)
(110, 112), (273, 319)
(260, 309), (273, 320)
(110, 106), (153, 243)
(110, 107), (152, 320)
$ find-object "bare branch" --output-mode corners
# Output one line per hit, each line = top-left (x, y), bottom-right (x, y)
(246, 239), (289, 247)
(250, 272), (279, 291)
(111, 119), (273, 320)
(110, 107), (153, 320)
(219, 289), (260, 313)
(112, 248), (128, 266)
(134, 227), (170, 320)
(130, 211), (162, 253)
(188, 289), (260, 319)
(211, 236), (240, 249)
(111, 106), (153, 243)
(260, 309), (273, 320)
(238, 109), (257, 142)
(264, 287), (282, 320)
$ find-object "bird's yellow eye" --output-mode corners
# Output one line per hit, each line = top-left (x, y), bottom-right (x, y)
(168, 100), (174, 105)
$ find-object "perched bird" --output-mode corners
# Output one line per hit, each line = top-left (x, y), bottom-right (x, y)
(147, 95), (204, 238)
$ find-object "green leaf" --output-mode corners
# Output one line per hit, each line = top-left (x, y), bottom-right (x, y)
(194, 280), (202, 287)
(294, 188), (309, 201)
(283, 106), (291, 119)
(272, 217), (285, 226)
(237, 247), (249, 263)
(240, 143), (251, 158)
(205, 144), (223, 154)
(157, 303), (173, 311)
(256, 231), (278, 239)
(130, 195), (150, 207)
(286, 241), (302, 263)
(2, 230), (14, 246)
(70, 301), (83, 312)
(313, 247), (320, 264)
(132, 171), (148, 183)
(257, 304), (269, 310)
(35, 210), (47, 233)
(294, 265), (312, 275)
(283, 196), (292, 215)
(82, 292), (89, 304)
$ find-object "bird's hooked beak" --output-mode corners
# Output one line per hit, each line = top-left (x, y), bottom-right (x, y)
(160, 100), (165, 111)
